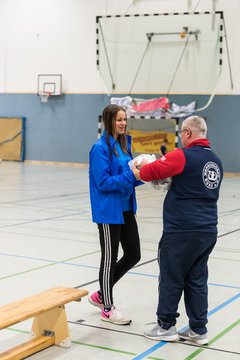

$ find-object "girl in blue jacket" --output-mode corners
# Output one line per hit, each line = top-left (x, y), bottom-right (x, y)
(88, 104), (141, 325)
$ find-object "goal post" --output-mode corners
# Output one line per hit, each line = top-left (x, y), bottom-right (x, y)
(97, 114), (180, 156)
(96, 11), (223, 96)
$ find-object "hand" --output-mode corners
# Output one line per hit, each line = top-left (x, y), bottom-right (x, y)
(131, 161), (141, 180)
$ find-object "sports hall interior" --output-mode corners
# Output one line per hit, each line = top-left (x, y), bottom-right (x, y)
(0, 1), (239, 359)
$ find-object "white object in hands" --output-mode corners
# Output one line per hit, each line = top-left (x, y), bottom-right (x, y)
(128, 154), (171, 191)
(128, 154), (156, 170)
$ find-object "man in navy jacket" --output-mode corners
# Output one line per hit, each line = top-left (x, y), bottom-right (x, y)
(132, 116), (223, 345)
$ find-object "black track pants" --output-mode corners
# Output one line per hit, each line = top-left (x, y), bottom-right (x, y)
(98, 211), (141, 308)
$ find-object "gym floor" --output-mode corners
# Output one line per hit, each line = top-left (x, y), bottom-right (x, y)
(0, 161), (239, 359)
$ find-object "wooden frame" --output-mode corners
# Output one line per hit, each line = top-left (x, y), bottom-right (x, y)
(0, 286), (88, 360)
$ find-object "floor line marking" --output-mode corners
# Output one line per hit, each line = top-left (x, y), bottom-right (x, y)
(70, 320), (240, 357)
(0, 251), (100, 281)
(183, 318), (240, 360)
(0, 252), (239, 290)
(132, 293), (240, 360)
(3, 327), (165, 359)
(4, 321), (240, 360)
(0, 211), (88, 229)
(72, 339), (137, 356)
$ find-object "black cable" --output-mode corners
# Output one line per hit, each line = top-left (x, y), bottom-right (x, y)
(166, 34), (190, 97)
(193, 0), (202, 12)
(98, 20), (116, 91)
(0, 131), (22, 145)
(128, 40), (151, 95)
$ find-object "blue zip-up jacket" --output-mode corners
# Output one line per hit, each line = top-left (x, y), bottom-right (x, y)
(89, 131), (140, 224)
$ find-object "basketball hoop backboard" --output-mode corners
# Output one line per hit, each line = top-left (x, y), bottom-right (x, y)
(37, 74), (62, 97)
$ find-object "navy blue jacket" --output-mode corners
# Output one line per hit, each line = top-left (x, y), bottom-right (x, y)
(140, 139), (223, 233)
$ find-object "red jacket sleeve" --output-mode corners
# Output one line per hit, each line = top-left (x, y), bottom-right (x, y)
(139, 148), (186, 181)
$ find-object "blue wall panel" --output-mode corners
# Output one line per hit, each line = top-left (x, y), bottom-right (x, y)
(0, 93), (239, 172)
(0, 93), (108, 163)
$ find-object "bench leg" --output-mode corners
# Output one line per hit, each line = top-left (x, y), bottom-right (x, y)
(31, 305), (71, 348)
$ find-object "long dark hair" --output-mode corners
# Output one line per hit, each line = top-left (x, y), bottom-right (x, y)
(102, 104), (128, 157)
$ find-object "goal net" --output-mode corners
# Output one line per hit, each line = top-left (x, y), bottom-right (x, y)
(97, 11), (223, 96)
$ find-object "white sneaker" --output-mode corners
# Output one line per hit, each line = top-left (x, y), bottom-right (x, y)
(178, 327), (208, 345)
(144, 323), (179, 341)
(101, 306), (132, 325)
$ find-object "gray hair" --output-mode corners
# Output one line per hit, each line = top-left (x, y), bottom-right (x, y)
(182, 116), (207, 137)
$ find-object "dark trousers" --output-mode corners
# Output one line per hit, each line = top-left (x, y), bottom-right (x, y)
(157, 231), (217, 334)
(98, 211), (141, 308)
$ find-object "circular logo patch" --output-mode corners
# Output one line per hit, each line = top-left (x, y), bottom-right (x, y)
(202, 162), (221, 189)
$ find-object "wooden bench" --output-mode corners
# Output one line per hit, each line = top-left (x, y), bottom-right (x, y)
(0, 286), (88, 360)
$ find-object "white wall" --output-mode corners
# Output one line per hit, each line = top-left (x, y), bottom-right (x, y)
(0, 0), (239, 94)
